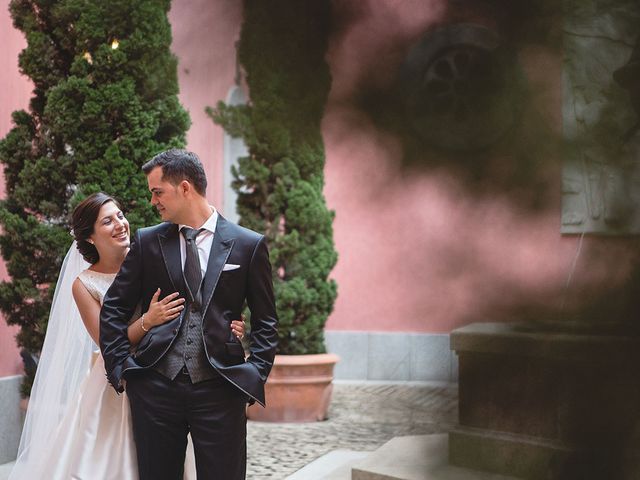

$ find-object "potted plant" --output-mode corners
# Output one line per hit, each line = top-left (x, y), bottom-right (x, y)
(209, 0), (339, 422)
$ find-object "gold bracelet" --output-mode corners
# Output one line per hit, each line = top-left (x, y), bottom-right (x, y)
(140, 314), (150, 333)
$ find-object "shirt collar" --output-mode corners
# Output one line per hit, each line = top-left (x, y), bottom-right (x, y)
(179, 207), (218, 235)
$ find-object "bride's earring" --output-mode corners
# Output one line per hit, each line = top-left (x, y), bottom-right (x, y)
(88, 239), (94, 245)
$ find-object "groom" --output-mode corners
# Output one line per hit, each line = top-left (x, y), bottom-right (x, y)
(100, 149), (278, 480)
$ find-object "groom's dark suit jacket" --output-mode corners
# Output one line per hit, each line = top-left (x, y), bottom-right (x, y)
(99, 216), (278, 406)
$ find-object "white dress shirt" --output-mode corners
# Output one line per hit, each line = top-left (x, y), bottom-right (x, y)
(178, 208), (218, 277)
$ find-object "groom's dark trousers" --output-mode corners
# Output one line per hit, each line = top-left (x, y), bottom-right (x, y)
(100, 216), (278, 480)
(126, 369), (247, 479)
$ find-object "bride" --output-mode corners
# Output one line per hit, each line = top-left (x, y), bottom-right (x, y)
(9, 192), (245, 479)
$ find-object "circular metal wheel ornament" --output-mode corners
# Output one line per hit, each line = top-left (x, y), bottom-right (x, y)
(398, 24), (523, 152)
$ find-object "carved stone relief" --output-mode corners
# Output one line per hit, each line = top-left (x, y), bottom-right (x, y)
(562, 0), (640, 234)
(397, 23), (524, 152)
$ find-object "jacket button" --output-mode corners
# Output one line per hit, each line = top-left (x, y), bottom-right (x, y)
(172, 328), (178, 335)
(187, 339), (192, 345)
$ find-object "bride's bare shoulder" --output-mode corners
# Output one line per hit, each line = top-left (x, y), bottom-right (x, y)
(73, 271), (101, 304)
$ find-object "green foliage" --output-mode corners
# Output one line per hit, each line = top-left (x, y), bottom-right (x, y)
(0, 0), (189, 394)
(208, 0), (337, 354)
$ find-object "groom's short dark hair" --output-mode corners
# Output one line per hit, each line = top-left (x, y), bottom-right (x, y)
(142, 149), (207, 196)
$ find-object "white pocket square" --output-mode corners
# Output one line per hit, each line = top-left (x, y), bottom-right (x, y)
(222, 263), (241, 271)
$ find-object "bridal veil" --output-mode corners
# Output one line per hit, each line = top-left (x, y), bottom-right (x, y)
(9, 242), (93, 478)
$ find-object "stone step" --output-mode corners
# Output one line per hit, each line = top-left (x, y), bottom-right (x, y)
(0, 461), (15, 480)
(285, 450), (370, 480)
(351, 434), (521, 480)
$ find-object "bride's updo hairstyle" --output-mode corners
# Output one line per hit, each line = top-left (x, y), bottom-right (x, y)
(72, 192), (121, 264)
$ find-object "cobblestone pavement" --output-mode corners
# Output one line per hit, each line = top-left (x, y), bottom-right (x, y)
(246, 381), (458, 479)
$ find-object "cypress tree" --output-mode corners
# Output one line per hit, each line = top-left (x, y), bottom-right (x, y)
(0, 0), (189, 394)
(209, 0), (337, 355)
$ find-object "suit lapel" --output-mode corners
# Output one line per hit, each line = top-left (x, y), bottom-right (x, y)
(202, 215), (235, 314)
(158, 224), (187, 296)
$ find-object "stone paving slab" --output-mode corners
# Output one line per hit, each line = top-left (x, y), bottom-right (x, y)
(247, 381), (458, 479)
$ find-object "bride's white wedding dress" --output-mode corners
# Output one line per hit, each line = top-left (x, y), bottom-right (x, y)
(10, 268), (196, 480)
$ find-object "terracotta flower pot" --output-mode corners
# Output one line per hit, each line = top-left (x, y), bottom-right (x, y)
(247, 353), (340, 422)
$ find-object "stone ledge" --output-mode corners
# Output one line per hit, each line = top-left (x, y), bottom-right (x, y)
(0, 376), (22, 465)
(352, 434), (519, 480)
(451, 322), (640, 363)
(449, 427), (573, 480)
(325, 331), (456, 382)
(285, 449), (370, 480)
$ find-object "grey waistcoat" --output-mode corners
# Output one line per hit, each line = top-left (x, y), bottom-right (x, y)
(153, 282), (218, 383)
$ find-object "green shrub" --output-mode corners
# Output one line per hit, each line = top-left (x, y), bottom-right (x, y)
(208, 0), (337, 355)
(0, 0), (189, 394)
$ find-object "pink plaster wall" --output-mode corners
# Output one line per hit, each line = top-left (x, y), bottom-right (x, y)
(168, 0), (243, 213)
(0, 0), (30, 377)
(321, 1), (638, 333)
(0, 1), (637, 360)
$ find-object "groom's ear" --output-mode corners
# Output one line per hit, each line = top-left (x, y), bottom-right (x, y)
(179, 179), (191, 196)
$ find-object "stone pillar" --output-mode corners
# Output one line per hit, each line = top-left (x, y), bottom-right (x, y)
(449, 323), (640, 480)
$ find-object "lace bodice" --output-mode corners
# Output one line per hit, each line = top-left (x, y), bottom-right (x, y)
(77, 269), (116, 306)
